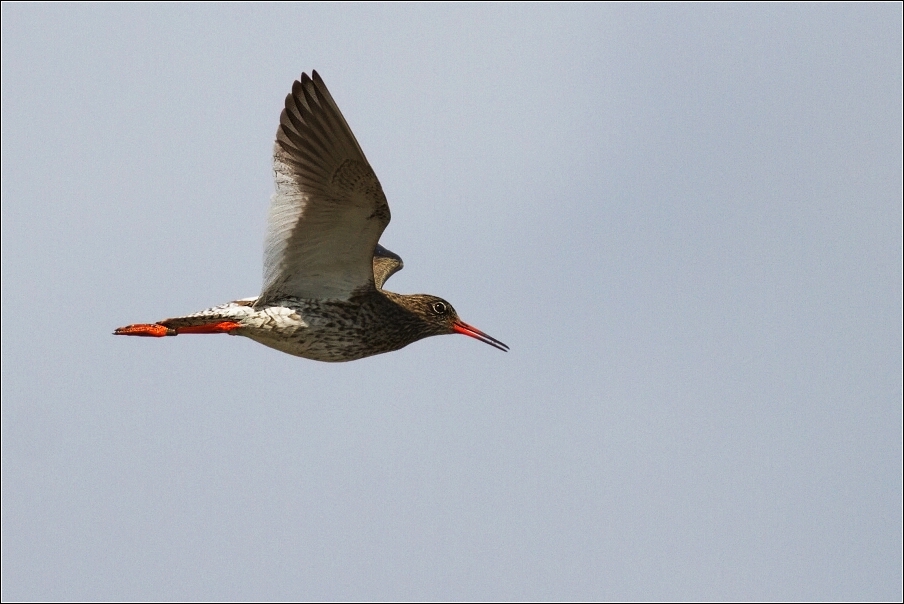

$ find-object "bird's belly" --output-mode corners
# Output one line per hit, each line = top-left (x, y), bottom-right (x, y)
(245, 336), (346, 362)
(243, 329), (390, 362)
(237, 303), (392, 362)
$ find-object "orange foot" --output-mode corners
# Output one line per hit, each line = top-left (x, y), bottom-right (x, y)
(113, 323), (174, 337)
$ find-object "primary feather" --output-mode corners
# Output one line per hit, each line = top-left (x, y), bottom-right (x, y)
(260, 71), (391, 304)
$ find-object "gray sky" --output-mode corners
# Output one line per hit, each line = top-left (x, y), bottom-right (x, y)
(2, 4), (901, 601)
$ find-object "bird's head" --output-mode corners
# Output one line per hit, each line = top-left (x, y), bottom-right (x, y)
(400, 294), (509, 352)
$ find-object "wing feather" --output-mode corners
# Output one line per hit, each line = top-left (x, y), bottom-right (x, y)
(259, 71), (391, 303)
(372, 244), (404, 289)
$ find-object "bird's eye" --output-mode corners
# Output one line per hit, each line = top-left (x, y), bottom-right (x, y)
(431, 302), (447, 315)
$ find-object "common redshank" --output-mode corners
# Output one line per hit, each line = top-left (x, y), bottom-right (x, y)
(114, 71), (508, 361)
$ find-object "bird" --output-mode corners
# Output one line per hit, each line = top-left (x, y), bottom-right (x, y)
(114, 71), (508, 362)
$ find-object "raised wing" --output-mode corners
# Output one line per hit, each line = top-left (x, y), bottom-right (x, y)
(373, 244), (404, 289)
(259, 71), (390, 303)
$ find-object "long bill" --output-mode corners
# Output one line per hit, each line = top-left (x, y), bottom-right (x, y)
(452, 321), (509, 352)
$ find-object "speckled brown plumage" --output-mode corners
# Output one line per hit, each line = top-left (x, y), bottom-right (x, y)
(113, 70), (507, 361)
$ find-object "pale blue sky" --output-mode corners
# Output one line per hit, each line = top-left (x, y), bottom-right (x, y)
(2, 4), (901, 600)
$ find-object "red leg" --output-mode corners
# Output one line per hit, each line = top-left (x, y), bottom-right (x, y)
(173, 321), (242, 335)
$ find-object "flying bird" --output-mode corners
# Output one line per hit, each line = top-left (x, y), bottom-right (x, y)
(114, 71), (508, 361)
